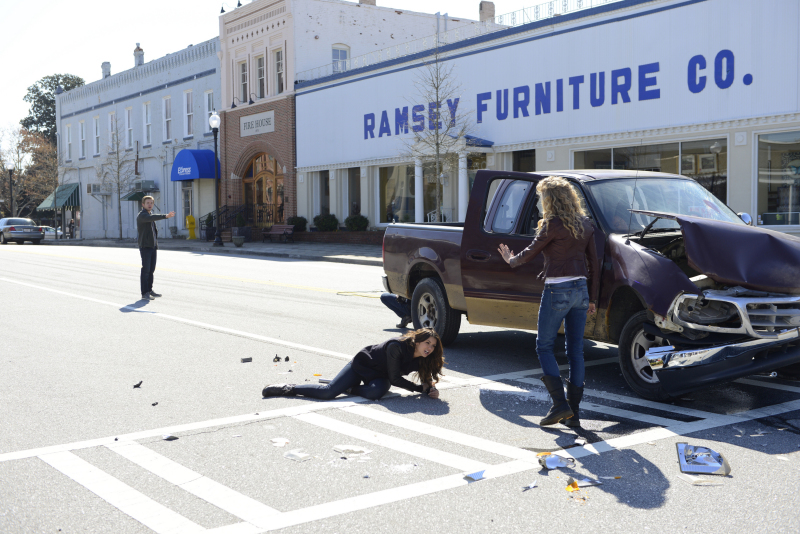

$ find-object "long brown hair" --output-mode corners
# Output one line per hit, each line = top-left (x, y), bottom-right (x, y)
(536, 176), (588, 240)
(399, 328), (445, 384)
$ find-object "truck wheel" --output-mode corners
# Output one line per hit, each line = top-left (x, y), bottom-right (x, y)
(411, 277), (461, 346)
(618, 311), (671, 401)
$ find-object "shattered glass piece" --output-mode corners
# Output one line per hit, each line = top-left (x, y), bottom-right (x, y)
(776, 456), (790, 462)
(271, 438), (290, 447)
(678, 473), (724, 486)
(538, 453), (577, 470)
(464, 470), (485, 482)
(522, 480), (538, 491)
(284, 449), (311, 462)
(162, 434), (178, 441)
(334, 445), (372, 456)
(676, 442), (731, 475)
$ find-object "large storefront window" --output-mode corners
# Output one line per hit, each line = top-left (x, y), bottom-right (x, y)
(574, 139), (727, 203)
(758, 131), (800, 226)
(347, 167), (361, 217)
(379, 164), (414, 223)
(319, 170), (330, 215)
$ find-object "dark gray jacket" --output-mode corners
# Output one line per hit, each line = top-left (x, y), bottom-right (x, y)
(137, 209), (167, 249)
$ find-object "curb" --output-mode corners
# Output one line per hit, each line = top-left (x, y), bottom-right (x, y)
(41, 240), (383, 267)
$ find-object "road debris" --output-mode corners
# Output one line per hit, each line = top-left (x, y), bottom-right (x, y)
(313, 373), (322, 376)
(574, 438), (587, 446)
(676, 443), (731, 475)
(568, 477), (602, 488)
(284, 449), (311, 462)
(363, 474), (370, 478)
(319, 378), (332, 384)
(285, 356), (290, 362)
(133, 381), (142, 389)
(151, 402), (158, 406)
(241, 357), (252, 363)
(464, 470), (486, 482)
(522, 480), (538, 491)
(271, 438), (290, 447)
(334, 445), (372, 456)
(162, 434), (178, 441)
(776, 456), (790, 462)
(538, 453), (576, 470)
(273, 355), (281, 362)
(600, 476), (622, 480)
(678, 473), (724, 486)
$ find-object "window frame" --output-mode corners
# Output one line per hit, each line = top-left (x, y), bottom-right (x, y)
(142, 102), (152, 145)
(183, 90), (193, 138)
(163, 96), (172, 141)
(332, 45), (350, 73)
(238, 60), (248, 103)
(93, 116), (100, 155)
(255, 56), (265, 98)
(204, 91), (214, 132)
(66, 124), (72, 160)
(79, 120), (86, 158)
(124, 107), (133, 149)
(274, 49), (284, 95)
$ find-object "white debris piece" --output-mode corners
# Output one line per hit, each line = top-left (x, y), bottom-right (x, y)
(162, 434), (178, 441)
(464, 470), (485, 482)
(678, 473), (723, 486)
(538, 454), (577, 470)
(271, 438), (290, 447)
(333, 445), (372, 456)
(284, 449), (311, 462)
(574, 438), (587, 446)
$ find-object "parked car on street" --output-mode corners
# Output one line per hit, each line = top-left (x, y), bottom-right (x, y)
(42, 226), (64, 239)
(382, 169), (800, 400)
(0, 218), (45, 244)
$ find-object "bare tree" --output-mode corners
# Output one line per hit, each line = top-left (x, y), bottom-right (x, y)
(402, 37), (475, 223)
(96, 118), (136, 239)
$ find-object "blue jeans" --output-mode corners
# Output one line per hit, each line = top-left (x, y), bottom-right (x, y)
(292, 361), (391, 401)
(139, 247), (157, 295)
(536, 279), (590, 386)
(380, 293), (411, 320)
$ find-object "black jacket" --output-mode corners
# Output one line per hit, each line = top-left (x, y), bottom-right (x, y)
(137, 209), (167, 249)
(351, 338), (423, 393)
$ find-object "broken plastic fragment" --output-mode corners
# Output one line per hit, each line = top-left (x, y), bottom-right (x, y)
(133, 381), (142, 389)
(600, 476), (622, 480)
(273, 355), (281, 362)
(284, 449), (311, 462)
(574, 438), (587, 446)
(571, 477), (602, 487)
(676, 442), (731, 475)
(522, 480), (537, 491)
(241, 357), (252, 363)
(566, 479), (580, 492)
(538, 453), (577, 470)
(334, 445), (372, 456)
(162, 434), (178, 441)
(464, 470), (485, 482)
(678, 473), (724, 486)
(776, 456), (790, 462)
(285, 356), (290, 362)
(363, 474), (370, 478)
(151, 402), (158, 406)
(271, 438), (290, 447)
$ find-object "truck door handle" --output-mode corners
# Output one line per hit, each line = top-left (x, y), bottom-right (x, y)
(467, 249), (492, 262)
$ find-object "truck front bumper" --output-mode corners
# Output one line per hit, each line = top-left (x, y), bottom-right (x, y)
(646, 328), (800, 396)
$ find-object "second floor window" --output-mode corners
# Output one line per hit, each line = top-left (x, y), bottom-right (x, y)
(332, 46), (349, 73)
(256, 56), (265, 98)
(205, 91), (214, 132)
(163, 97), (172, 140)
(93, 117), (100, 155)
(143, 102), (152, 145)
(125, 108), (133, 148)
(274, 50), (284, 95)
(239, 61), (248, 102)
(108, 112), (117, 150)
(184, 91), (193, 137)
(66, 125), (72, 160)
(79, 121), (86, 158)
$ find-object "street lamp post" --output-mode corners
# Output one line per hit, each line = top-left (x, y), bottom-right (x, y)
(5, 162), (14, 217)
(209, 111), (224, 247)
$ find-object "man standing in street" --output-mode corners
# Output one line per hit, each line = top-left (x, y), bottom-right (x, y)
(137, 196), (175, 300)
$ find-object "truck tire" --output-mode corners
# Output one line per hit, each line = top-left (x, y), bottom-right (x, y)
(618, 311), (671, 401)
(411, 277), (461, 346)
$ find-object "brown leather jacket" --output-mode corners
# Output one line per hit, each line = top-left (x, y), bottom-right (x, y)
(509, 216), (600, 302)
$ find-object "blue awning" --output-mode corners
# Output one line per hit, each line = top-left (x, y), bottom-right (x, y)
(170, 149), (220, 181)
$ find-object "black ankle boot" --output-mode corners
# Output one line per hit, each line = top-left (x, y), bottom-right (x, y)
(540, 375), (573, 426)
(262, 384), (296, 397)
(561, 381), (584, 427)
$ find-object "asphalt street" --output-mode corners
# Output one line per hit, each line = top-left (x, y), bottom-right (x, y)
(1, 244), (799, 533)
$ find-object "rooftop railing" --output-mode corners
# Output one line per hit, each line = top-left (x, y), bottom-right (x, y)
(296, 0), (623, 84)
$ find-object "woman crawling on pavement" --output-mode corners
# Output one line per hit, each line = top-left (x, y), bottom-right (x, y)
(262, 328), (444, 401)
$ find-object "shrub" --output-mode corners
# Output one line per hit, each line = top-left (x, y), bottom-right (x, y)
(287, 216), (307, 232)
(235, 213), (246, 228)
(345, 214), (369, 231)
(205, 213), (214, 227)
(313, 213), (339, 232)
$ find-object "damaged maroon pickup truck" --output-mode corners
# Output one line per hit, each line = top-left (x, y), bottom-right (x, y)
(382, 170), (800, 400)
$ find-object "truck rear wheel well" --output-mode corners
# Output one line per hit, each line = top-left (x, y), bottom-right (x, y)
(408, 263), (441, 296)
(607, 286), (647, 344)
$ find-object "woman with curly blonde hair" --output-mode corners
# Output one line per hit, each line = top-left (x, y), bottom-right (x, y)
(498, 177), (600, 427)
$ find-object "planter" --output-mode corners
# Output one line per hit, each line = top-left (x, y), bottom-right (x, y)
(232, 235), (245, 247)
(232, 226), (252, 242)
(206, 227), (216, 241)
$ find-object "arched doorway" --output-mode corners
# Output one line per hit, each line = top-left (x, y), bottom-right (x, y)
(242, 153), (284, 228)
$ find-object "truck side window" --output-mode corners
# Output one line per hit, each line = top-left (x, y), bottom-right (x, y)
(491, 180), (530, 233)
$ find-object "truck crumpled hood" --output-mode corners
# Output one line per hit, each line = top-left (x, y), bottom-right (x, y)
(633, 210), (800, 295)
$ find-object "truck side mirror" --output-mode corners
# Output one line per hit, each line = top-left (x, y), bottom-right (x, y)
(737, 212), (753, 226)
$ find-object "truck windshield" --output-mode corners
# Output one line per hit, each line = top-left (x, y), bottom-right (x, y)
(586, 178), (743, 234)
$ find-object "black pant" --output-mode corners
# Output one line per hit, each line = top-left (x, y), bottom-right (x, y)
(292, 361), (391, 401)
(140, 247), (157, 295)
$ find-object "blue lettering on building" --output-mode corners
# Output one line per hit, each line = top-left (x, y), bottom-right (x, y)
(362, 51), (749, 140)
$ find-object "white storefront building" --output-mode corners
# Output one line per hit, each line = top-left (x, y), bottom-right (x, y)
(295, 0), (800, 236)
(55, 39), (221, 239)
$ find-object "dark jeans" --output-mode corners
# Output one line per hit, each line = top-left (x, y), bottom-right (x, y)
(292, 361), (391, 401)
(536, 279), (590, 386)
(380, 293), (411, 319)
(140, 247), (157, 295)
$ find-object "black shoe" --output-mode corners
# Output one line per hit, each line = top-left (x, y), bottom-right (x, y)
(560, 381), (584, 427)
(150, 291), (162, 298)
(539, 375), (574, 426)
(142, 293), (155, 301)
(262, 384), (296, 397)
(397, 316), (412, 329)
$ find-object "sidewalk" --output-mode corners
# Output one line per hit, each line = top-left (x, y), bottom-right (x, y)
(42, 237), (382, 267)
